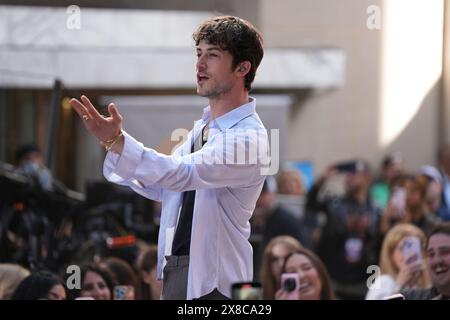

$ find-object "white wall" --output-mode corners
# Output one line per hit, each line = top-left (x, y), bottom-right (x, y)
(443, 1), (450, 146)
(259, 0), (444, 176)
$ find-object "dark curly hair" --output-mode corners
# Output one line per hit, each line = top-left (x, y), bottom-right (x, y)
(193, 15), (264, 91)
(11, 270), (65, 300)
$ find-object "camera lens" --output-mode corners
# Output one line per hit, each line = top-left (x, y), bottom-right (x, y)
(283, 278), (296, 292)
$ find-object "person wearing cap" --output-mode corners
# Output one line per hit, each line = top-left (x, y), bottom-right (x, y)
(420, 165), (443, 215)
(14, 143), (53, 191)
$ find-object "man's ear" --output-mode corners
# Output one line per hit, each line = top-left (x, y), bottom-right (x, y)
(236, 61), (251, 76)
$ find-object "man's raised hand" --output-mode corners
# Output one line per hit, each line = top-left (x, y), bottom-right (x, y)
(70, 95), (123, 143)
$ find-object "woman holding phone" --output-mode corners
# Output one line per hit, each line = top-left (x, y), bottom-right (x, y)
(380, 175), (441, 235)
(69, 263), (116, 300)
(275, 247), (334, 300)
(259, 236), (303, 299)
(366, 223), (431, 299)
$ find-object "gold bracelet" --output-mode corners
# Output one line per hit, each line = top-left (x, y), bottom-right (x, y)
(101, 131), (123, 151)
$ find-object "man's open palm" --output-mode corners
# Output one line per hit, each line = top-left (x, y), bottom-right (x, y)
(70, 95), (123, 142)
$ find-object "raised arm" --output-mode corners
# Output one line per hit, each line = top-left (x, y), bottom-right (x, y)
(70, 95), (125, 154)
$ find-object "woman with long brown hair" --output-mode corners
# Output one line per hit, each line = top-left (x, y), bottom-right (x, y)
(275, 247), (334, 300)
(259, 236), (302, 299)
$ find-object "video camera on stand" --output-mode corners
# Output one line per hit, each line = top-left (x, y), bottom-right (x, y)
(71, 181), (159, 265)
(0, 161), (84, 271)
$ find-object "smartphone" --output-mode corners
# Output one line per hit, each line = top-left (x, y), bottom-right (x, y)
(335, 161), (365, 174)
(389, 187), (407, 215)
(231, 282), (262, 300)
(383, 293), (405, 300)
(280, 273), (300, 300)
(402, 236), (422, 265)
(335, 161), (358, 174)
(113, 285), (135, 300)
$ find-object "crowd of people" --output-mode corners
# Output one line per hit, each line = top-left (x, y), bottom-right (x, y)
(250, 151), (450, 300)
(0, 245), (161, 300)
(1, 147), (450, 300)
(0, 144), (162, 300)
(1, 14), (450, 301)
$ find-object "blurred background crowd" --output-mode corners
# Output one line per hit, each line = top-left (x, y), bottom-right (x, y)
(2, 146), (450, 300)
(1, 0), (450, 300)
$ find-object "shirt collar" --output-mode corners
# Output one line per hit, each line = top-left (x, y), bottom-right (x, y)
(201, 97), (256, 131)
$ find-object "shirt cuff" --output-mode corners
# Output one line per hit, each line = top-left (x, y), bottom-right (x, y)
(103, 130), (144, 181)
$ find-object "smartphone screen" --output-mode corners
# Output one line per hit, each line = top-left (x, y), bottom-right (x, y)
(402, 236), (422, 265)
(231, 282), (262, 300)
(389, 187), (407, 214)
(113, 285), (135, 300)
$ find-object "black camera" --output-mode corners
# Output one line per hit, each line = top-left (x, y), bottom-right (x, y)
(281, 273), (300, 299)
(283, 278), (297, 292)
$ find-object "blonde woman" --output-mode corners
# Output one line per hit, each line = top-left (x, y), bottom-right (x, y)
(366, 223), (431, 299)
(260, 236), (302, 299)
(0, 263), (30, 300)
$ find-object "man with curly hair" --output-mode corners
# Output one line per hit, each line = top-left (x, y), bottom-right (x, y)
(70, 16), (268, 299)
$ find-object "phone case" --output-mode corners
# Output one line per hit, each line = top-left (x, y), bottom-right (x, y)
(280, 273), (300, 300)
(390, 187), (407, 213)
(113, 285), (134, 300)
(403, 236), (422, 265)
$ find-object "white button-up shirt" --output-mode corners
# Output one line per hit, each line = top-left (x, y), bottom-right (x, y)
(103, 97), (269, 299)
